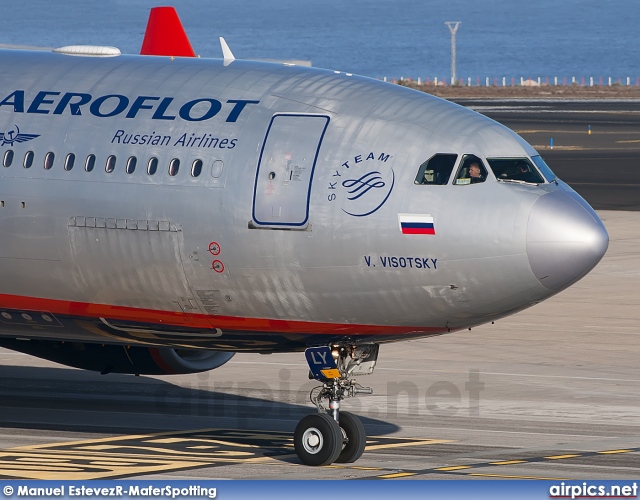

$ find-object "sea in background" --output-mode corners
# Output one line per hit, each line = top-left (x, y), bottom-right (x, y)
(1, 0), (639, 82)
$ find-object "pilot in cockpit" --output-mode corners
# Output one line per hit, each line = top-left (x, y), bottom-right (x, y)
(469, 162), (485, 183)
(512, 161), (537, 183)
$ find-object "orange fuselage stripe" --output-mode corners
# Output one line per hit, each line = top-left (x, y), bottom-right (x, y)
(0, 293), (440, 336)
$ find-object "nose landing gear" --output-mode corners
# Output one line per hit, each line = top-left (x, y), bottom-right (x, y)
(293, 344), (378, 466)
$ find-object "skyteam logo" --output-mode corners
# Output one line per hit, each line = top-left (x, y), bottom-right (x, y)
(326, 151), (395, 217)
(0, 125), (39, 146)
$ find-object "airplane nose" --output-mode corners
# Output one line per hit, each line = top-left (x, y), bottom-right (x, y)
(527, 190), (609, 291)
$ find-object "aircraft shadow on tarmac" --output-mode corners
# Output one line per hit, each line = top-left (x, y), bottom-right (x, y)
(0, 365), (399, 438)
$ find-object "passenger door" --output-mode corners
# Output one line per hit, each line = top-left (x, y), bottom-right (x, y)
(252, 114), (330, 229)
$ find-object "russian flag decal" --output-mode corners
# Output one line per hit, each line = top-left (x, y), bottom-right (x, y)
(398, 213), (435, 235)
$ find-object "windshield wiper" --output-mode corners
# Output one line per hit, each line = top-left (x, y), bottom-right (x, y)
(498, 178), (538, 185)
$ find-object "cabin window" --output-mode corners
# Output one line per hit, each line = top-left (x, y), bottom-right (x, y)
(23, 151), (34, 169)
(414, 153), (457, 185)
(454, 154), (488, 185)
(487, 158), (545, 184)
(44, 152), (55, 170)
(3, 150), (14, 168)
(105, 155), (116, 173)
(126, 156), (137, 174)
(169, 158), (180, 176)
(85, 154), (96, 172)
(64, 153), (75, 171)
(147, 157), (158, 175)
(191, 159), (203, 177)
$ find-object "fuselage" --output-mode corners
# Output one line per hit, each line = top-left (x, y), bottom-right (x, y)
(0, 49), (608, 352)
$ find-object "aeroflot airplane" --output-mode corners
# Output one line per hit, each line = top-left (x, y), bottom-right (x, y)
(0, 7), (608, 465)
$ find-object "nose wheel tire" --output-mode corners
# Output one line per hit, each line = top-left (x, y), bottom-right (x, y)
(336, 411), (366, 463)
(294, 413), (343, 466)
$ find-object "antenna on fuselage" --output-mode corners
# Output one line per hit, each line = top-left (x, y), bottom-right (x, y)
(219, 37), (235, 64)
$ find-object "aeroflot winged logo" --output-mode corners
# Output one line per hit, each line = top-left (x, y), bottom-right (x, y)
(0, 90), (259, 122)
(327, 151), (395, 217)
(0, 125), (39, 146)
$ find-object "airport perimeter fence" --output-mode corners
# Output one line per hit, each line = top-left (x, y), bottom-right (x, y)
(382, 76), (640, 87)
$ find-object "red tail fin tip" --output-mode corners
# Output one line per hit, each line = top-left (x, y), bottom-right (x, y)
(140, 6), (196, 57)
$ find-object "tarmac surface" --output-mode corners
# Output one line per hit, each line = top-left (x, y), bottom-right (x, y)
(0, 100), (639, 480)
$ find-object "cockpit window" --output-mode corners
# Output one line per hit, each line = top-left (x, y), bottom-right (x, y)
(454, 154), (488, 185)
(531, 155), (557, 183)
(487, 158), (545, 184)
(414, 153), (457, 185)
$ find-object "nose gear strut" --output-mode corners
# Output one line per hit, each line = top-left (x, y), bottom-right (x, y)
(293, 344), (378, 466)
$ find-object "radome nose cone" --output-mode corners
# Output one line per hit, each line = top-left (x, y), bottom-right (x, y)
(527, 191), (609, 291)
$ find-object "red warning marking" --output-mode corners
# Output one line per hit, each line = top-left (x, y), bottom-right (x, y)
(208, 242), (221, 256)
(212, 260), (224, 273)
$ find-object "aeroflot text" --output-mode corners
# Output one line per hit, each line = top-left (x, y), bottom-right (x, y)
(16, 486), (217, 498)
(0, 90), (259, 122)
